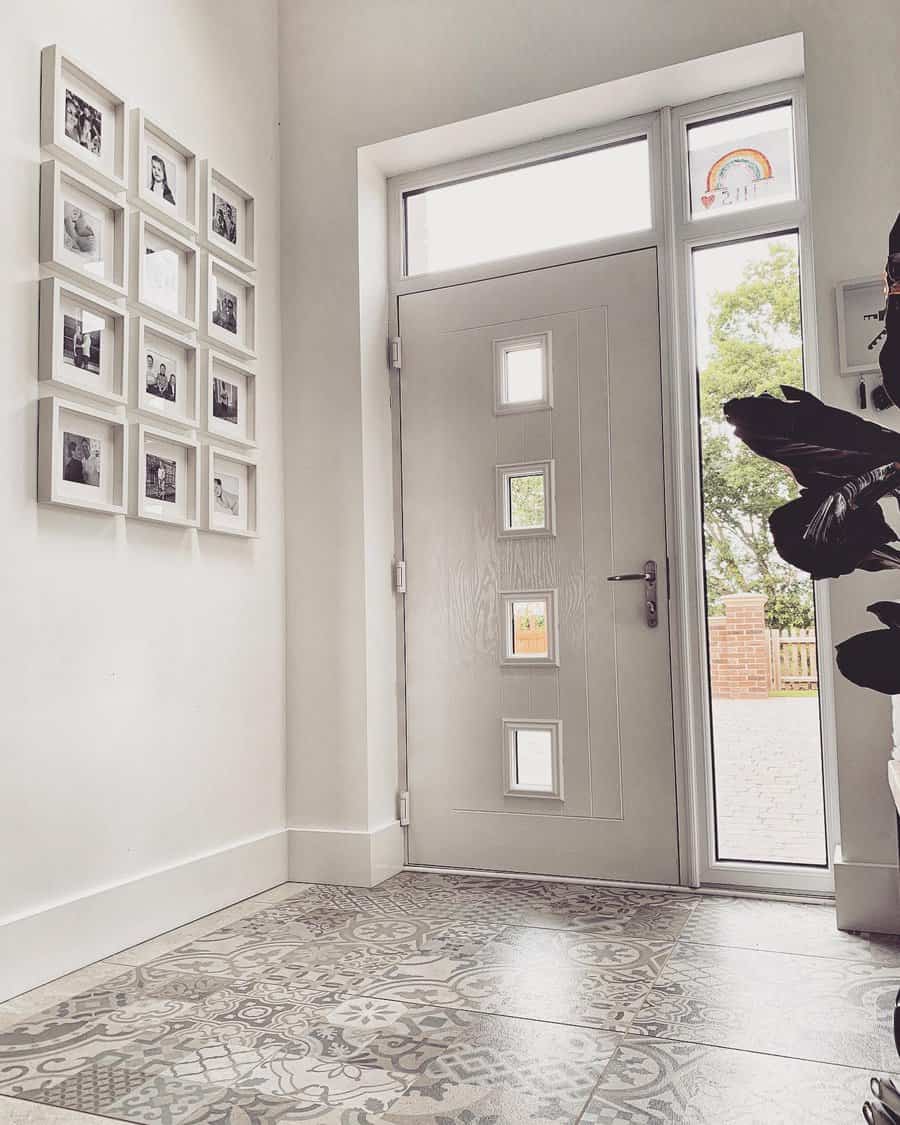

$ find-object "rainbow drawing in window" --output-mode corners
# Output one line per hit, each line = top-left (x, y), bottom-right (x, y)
(700, 147), (773, 210)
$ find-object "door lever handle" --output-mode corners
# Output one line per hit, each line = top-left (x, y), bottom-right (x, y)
(607, 561), (658, 628)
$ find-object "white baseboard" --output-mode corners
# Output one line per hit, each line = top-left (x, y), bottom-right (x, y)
(287, 821), (403, 887)
(834, 846), (900, 934)
(0, 829), (288, 1003)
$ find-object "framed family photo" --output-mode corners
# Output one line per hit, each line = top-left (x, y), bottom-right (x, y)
(131, 424), (199, 527)
(38, 395), (127, 514)
(130, 110), (198, 238)
(835, 276), (886, 376)
(39, 276), (127, 404)
(40, 45), (128, 194)
(202, 349), (257, 448)
(40, 159), (127, 300)
(203, 444), (258, 537)
(130, 211), (198, 334)
(200, 162), (255, 272)
(201, 253), (256, 359)
(132, 317), (199, 429)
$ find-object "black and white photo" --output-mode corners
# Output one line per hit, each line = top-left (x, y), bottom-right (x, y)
(64, 88), (101, 156)
(63, 201), (101, 263)
(62, 431), (100, 487)
(211, 193), (237, 244)
(212, 377), (238, 423)
(213, 287), (238, 334)
(145, 349), (177, 402)
(214, 472), (239, 516)
(148, 151), (176, 207)
(63, 312), (101, 374)
(145, 452), (176, 504)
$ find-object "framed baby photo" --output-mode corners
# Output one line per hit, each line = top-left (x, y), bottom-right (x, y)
(130, 423), (199, 528)
(836, 276), (886, 376)
(130, 109), (198, 238)
(201, 253), (256, 359)
(131, 211), (199, 334)
(38, 395), (127, 514)
(40, 159), (127, 300)
(203, 349), (257, 448)
(131, 316), (199, 429)
(203, 444), (259, 537)
(40, 45), (128, 194)
(38, 277), (127, 405)
(200, 162), (255, 272)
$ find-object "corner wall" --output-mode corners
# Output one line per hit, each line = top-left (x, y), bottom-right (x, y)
(0, 0), (287, 1000)
(278, 0), (900, 927)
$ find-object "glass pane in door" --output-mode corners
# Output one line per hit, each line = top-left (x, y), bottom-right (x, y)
(692, 231), (827, 866)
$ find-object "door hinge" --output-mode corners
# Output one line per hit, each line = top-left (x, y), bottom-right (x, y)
(399, 789), (410, 827)
(389, 336), (402, 370)
(394, 559), (407, 594)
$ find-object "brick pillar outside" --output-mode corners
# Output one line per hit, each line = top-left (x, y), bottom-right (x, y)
(709, 593), (770, 700)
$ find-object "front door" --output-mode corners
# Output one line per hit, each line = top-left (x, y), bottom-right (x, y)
(400, 249), (678, 882)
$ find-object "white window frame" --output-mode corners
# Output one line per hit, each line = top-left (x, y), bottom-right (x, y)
(387, 79), (837, 896)
(493, 332), (553, 415)
(666, 79), (837, 895)
(502, 719), (564, 799)
(495, 460), (556, 539)
(499, 589), (559, 667)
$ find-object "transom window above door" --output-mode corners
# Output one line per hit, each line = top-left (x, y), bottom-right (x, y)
(403, 136), (652, 275)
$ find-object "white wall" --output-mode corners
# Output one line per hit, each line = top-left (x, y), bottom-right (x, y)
(278, 0), (900, 923)
(0, 0), (286, 997)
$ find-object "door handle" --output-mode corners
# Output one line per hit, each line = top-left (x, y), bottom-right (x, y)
(607, 560), (658, 628)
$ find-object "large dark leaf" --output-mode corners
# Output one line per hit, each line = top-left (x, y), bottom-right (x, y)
(835, 600), (900, 694)
(769, 495), (900, 578)
(724, 385), (900, 489)
(880, 214), (900, 406)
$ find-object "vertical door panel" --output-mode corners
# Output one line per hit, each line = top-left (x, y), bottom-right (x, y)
(401, 250), (678, 882)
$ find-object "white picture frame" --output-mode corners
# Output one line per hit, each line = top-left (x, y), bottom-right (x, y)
(40, 159), (127, 300)
(200, 161), (255, 272)
(38, 277), (127, 405)
(203, 444), (259, 538)
(130, 109), (198, 238)
(131, 316), (199, 429)
(835, 276), (886, 376)
(201, 252), (257, 359)
(38, 395), (127, 514)
(202, 349), (257, 448)
(40, 45), (128, 194)
(130, 211), (199, 334)
(130, 423), (199, 527)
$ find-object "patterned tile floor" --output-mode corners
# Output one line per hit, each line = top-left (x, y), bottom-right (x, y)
(2, 872), (900, 1123)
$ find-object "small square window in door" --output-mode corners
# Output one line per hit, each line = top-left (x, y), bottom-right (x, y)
(496, 460), (555, 538)
(493, 332), (552, 413)
(503, 720), (563, 799)
(499, 589), (558, 666)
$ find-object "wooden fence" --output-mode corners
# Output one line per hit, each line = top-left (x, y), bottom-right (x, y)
(768, 628), (818, 691)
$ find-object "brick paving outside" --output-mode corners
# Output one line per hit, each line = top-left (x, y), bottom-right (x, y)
(712, 696), (827, 866)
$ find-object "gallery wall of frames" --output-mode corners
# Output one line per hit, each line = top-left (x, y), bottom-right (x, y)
(36, 44), (260, 537)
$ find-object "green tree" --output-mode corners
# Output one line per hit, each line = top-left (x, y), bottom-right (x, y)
(699, 242), (814, 630)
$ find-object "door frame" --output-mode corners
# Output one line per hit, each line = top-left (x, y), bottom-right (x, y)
(386, 79), (838, 895)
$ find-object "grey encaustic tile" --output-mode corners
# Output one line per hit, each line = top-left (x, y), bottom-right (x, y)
(580, 1035), (900, 1125)
(680, 894), (900, 964)
(0, 1096), (116, 1124)
(630, 939), (900, 1070)
(0, 872), (897, 1125)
